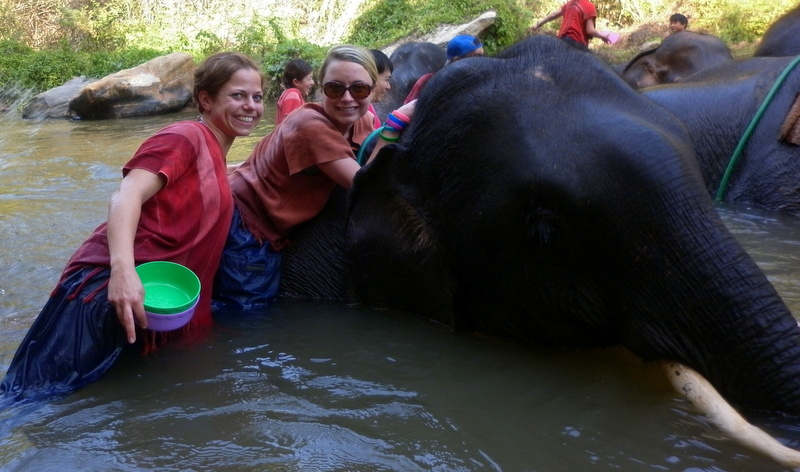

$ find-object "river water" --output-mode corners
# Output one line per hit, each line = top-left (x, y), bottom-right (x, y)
(2, 107), (800, 471)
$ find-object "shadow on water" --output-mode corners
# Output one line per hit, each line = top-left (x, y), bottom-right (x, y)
(2, 110), (800, 470)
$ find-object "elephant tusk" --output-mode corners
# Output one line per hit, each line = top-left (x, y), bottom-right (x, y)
(661, 361), (800, 467)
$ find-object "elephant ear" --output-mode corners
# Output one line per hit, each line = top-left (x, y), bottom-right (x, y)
(346, 146), (457, 328)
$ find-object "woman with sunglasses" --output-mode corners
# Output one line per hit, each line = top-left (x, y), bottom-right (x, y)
(213, 44), (414, 310)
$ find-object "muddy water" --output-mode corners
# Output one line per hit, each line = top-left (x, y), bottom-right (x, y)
(2, 108), (800, 471)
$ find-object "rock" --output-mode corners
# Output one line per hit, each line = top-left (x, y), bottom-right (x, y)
(68, 52), (195, 120)
(22, 76), (97, 119)
(382, 11), (497, 56)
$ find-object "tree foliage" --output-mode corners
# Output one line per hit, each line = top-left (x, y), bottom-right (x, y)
(0, 0), (796, 99)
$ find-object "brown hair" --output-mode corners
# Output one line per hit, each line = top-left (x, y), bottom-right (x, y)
(193, 52), (264, 113)
(281, 58), (314, 89)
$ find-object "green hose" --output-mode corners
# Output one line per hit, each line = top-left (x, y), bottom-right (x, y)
(356, 128), (382, 166)
(715, 54), (800, 202)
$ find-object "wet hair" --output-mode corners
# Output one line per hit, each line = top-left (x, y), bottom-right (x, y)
(318, 45), (378, 87)
(370, 49), (393, 74)
(669, 13), (688, 26)
(193, 52), (263, 113)
(281, 58), (314, 90)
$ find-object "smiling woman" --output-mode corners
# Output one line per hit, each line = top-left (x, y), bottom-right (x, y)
(0, 51), (266, 403)
(212, 44), (417, 312)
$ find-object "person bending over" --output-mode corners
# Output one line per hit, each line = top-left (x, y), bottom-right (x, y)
(1, 52), (265, 402)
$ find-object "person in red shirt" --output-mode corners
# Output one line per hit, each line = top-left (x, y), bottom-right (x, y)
(275, 58), (314, 125)
(213, 45), (415, 311)
(1, 52), (265, 403)
(530, 0), (611, 50)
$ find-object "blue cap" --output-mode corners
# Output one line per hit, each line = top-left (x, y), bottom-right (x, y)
(446, 35), (482, 60)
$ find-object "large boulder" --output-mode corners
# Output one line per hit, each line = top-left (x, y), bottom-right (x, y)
(382, 10), (496, 56)
(68, 52), (195, 120)
(22, 76), (97, 119)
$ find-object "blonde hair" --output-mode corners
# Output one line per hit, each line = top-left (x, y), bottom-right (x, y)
(318, 45), (378, 86)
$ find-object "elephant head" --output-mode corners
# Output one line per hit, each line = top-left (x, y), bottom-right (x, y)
(755, 4), (800, 57)
(344, 36), (800, 459)
(641, 56), (800, 215)
(620, 31), (732, 89)
(371, 42), (446, 122)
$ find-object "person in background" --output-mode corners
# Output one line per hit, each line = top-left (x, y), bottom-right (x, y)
(530, 0), (611, 50)
(368, 49), (393, 129)
(275, 58), (314, 125)
(404, 35), (484, 103)
(1, 52), (265, 403)
(669, 13), (688, 34)
(212, 44), (415, 310)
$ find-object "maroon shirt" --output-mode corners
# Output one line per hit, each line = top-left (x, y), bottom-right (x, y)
(64, 121), (233, 327)
(230, 103), (373, 249)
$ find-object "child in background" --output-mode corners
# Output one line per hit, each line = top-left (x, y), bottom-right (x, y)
(368, 49), (393, 129)
(669, 13), (688, 34)
(276, 58), (314, 125)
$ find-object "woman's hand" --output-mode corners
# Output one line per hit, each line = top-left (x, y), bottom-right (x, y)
(106, 169), (166, 343)
(393, 100), (416, 121)
(365, 100), (418, 165)
(108, 264), (147, 343)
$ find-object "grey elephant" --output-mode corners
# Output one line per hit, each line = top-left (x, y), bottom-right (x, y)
(620, 31), (732, 89)
(642, 55), (800, 214)
(280, 35), (800, 466)
(371, 42), (446, 121)
(755, 4), (800, 57)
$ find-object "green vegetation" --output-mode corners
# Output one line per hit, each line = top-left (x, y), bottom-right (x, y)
(0, 0), (796, 101)
(348, 0), (531, 54)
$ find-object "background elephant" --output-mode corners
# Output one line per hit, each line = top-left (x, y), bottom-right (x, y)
(342, 36), (800, 435)
(372, 42), (446, 121)
(619, 31), (732, 89)
(641, 56), (800, 214)
(754, 4), (800, 57)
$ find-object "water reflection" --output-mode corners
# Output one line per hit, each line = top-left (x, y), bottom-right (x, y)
(1, 110), (800, 471)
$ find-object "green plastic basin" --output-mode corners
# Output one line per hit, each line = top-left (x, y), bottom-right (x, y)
(135, 261), (201, 314)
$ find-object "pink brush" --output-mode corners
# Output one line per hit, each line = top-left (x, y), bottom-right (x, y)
(602, 31), (621, 45)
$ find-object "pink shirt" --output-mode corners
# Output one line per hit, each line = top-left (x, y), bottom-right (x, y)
(276, 88), (305, 125)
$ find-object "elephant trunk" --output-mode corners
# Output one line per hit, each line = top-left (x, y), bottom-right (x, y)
(621, 201), (800, 419)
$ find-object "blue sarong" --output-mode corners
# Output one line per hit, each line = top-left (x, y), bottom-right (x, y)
(212, 205), (281, 312)
(1, 266), (137, 404)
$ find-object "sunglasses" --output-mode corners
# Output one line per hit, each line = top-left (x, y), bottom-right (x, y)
(322, 81), (373, 99)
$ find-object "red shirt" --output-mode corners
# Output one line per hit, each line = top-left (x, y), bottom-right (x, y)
(368, 103), (381, 129)
(404, 72), (434, 104)
(275, 88), (305, 125)
(229, 103), (373, 249)
(64, 121), (233, 327)
(558, 0), (598, 46)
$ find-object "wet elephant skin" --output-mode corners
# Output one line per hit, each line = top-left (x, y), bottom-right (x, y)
(344, 36), (800, 424)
